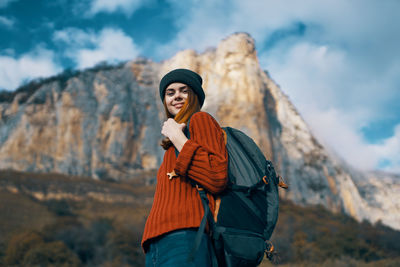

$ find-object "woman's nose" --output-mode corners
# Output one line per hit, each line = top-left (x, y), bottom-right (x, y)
(174, 91), (183, 99)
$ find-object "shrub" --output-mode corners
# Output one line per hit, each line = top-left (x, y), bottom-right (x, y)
(105, 226), (144, 267)
(4, 231), (44, 265)
(22, 241), (81, 267)
(45, 199), (74, 216)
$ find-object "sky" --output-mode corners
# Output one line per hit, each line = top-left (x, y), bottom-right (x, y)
(1, 0), (399, 174)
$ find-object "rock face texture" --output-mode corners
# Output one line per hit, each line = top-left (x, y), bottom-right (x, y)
(0, 33), (399, 230)
(0, 61), (164, 180)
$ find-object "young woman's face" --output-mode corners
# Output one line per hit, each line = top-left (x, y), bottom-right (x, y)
(165, 82), (190, 116)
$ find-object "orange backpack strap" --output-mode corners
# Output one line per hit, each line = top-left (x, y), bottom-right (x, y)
(214, 197), (221, 222)
(222, 128), (228, 145)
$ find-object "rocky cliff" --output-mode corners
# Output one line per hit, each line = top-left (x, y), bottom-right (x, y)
(0, 33), (398, 230)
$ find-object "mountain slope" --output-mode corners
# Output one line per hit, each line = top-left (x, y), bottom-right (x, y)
(0, 170), (399, 266)
(0, 33), (398, 230)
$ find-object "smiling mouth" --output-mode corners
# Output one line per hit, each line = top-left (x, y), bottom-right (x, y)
(174, 104), (184, 108)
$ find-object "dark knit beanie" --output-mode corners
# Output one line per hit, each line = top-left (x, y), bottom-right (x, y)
(159, 68), (205, 107)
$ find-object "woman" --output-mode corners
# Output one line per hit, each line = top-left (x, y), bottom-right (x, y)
(142, 69), (228, 266)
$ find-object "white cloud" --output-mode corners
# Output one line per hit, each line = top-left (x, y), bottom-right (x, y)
(0, 47), (61, 90)
(53, 27), (97, 47)
(162, 0), (400, 70)
(0, 16), (15, 28)
(53, 27), (140, 69)
(261, 41), (386, 119)
(156, 0), (237, 58)
(262, 40), (400, 172)
(87, 0), (152, 17)
(305, 108), (377, 171)
(305, 108), (400, 174)
(371, 125), (400, 174)
(0, 0), (17, 8)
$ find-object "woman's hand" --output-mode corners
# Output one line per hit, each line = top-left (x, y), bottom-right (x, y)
(161, 119), (188, 152)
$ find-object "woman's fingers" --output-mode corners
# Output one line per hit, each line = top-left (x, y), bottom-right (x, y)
(161, 119), (185, 138)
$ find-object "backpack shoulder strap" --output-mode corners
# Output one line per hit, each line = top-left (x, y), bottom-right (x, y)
(188, 186), (215, 262)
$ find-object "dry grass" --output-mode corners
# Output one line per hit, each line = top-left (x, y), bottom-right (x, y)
(0, 191), (56, 242)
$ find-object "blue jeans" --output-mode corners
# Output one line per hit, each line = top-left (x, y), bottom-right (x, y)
(145, 229), (213, 267)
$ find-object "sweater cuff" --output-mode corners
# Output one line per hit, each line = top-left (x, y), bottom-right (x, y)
(175, 140), (200, 177)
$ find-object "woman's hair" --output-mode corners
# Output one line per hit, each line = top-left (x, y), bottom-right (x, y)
(161, 87), (201, 150)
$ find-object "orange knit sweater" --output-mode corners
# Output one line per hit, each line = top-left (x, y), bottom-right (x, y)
(141, 112), (228, 251)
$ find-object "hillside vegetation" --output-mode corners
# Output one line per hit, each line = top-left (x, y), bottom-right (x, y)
(0, 170), (399, 266)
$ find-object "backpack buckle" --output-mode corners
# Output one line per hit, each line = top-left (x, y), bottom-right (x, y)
(277, 175), (289, 189)
(265, 241), (276, 261)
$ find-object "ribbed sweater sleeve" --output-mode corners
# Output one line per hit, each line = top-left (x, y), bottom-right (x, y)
(174, 112), (228, 194)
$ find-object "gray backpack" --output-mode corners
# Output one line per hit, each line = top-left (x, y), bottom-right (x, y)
(180, 121), (287, 266)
